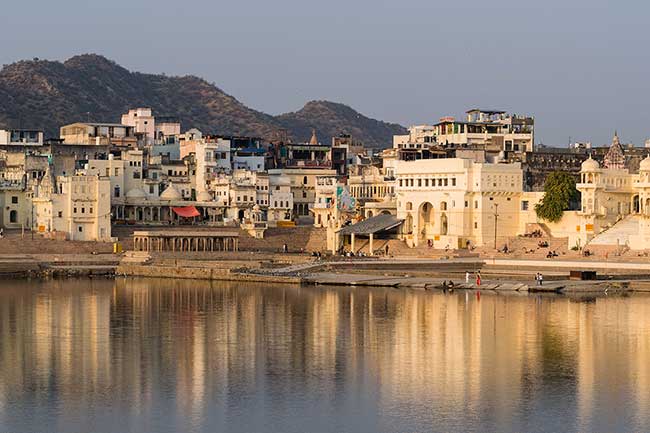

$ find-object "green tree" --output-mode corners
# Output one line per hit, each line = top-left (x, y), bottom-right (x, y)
(535, 171), (578, 223)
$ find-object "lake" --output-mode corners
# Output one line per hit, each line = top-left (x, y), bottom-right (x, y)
(0, 277), (649, 433)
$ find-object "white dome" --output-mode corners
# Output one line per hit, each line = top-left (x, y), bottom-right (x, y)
(581, 156), (599, 171)
(126, 188), (147, 199)
(160, 184), (182, 200)
(196, 190), (213, 202)
(640, 156), (650, 172)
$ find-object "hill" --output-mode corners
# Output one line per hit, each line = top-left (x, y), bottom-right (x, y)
(0, 54), (405, 148)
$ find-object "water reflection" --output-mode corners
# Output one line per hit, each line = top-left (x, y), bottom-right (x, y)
(1, 278), (650, 432)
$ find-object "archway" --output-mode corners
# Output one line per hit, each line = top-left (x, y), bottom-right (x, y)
(440, 213), (448, 235)
(633, 195), (640, 214)
(418, 202), (435, 240)
(9, 210), (17, 223)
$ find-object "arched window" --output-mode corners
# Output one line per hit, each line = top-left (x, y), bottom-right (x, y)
(9, 210), (17, 223)
(303, 176), (308, 185)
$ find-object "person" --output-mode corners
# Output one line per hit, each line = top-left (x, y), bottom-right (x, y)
(465, 271), (470, 284)
(385, 244), (389, 256)
(476, 271), (481, 286)
(282, 243), (288, 253)
(535, 272), (540, 286)
(539, 273), (543, 286)
(0, 228), (4, 238)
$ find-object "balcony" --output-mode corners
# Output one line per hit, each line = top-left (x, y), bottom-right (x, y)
(284, 159), (332, 169)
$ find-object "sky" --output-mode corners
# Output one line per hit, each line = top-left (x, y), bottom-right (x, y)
(1, 0), (649, 147)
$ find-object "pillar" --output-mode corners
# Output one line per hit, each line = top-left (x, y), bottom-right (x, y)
(351, 233), (355, 252)
(369, 233), (374, 256)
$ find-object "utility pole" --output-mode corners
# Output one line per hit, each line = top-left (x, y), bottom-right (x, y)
(493, 203), (499, 250)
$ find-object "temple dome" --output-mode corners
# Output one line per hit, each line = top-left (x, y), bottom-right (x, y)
(196, 190), (213, 202)
(581, 156), (599, 171)
(160, 184), (182, 200)
(640, 156), (650, 172)
(126, 188), (147, 199)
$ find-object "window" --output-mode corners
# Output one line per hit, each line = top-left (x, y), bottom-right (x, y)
(474, 222), (478, 229)
(90, 208), (93, 214)
(11, 196), (18, 204)
(58, 211), (63, 218)
(114, 186), (120, 198)
(465, 201), (468, 208)
(302, 191), (307, 198)
(78, 226), (83, 232)
(418, 179), (422, 187)
(81, 207), (85, 214)
(74, 207), (77, 214)
(521, 201), (529, 211)
(149, 185), (154, 194)
(303, 176), (308, 185)
(9, 210), (17, 223)
(474, 201), (478, 209)
(114, 168), (119, 176)
(489, 197), (493, 201)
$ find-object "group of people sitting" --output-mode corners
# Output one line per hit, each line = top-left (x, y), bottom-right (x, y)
(523, 229), (544, 238)
(546, 250), (560, 259)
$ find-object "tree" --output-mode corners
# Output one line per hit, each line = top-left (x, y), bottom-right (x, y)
(535, 171), (578, 223)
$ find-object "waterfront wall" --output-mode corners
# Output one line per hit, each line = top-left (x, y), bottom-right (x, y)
(116, 264), (303, 284)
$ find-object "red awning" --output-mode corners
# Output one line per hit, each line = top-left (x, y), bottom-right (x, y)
(172, 206), (200, 218)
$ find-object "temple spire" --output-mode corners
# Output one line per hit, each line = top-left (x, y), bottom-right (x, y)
(309, 129), (318, 145)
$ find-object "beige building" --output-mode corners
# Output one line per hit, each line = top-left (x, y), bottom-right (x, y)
(575, 138), (650, 250)
(60, 122), (137, 147)
(268, 168), (337, 218)
(34, 175), (112, 241)
(395, 158), (524, 248)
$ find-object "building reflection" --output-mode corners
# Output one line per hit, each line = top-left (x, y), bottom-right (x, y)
(1, 279), (650, 431)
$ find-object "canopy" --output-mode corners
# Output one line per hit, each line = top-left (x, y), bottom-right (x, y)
(338, 214), (403, 235)
(172, 206), (200, 218)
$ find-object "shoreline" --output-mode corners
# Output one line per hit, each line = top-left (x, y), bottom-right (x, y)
(4, 253), (650, 295)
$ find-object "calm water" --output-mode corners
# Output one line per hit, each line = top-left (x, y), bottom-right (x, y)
(1, 278), (650, 433)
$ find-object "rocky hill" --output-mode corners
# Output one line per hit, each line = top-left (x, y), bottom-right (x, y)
(0, 54), (405, 148)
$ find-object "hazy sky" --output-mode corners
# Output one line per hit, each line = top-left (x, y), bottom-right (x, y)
(2, 0), (648, 146)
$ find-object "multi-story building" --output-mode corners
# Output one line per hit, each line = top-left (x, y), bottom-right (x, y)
(60, 122), (138, 147)
(395, 158), (524, 248)
(0, 129), (44, 146)
(34, 175), (112, 241)
(433, 109), (534, 153)
(268, 176), (293, 224)
(121, 108), (182, 157)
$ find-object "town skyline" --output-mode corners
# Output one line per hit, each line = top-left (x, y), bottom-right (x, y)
(2, 0), (650, 147)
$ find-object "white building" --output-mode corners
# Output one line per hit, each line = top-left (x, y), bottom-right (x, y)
(0, 129), (44, 146)
(35, 175), (112, 241)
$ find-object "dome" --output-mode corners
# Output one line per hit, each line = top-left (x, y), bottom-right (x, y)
(126, 188), (147, 199)
(196, 190), (213, 202)
(160, 184), (182, 200)
(581, 156), (599, 171)
(640, 156), (650, 172)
